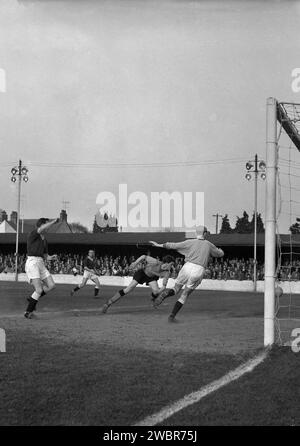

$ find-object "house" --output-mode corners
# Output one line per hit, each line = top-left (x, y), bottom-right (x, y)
(7, 210), (73, 234)
(0, 220), (16, 233)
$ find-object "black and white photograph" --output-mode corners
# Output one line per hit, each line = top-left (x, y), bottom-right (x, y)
(1, 0), (300, 432)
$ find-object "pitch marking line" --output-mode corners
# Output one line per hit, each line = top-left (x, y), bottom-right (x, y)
(134, 348), (269, 426)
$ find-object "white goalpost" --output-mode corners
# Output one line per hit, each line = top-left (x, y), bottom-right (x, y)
(264, 97), (300, 347)
(264, 98), (277, 346)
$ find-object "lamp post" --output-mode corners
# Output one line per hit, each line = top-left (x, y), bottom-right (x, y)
(245, 154), (266, 292)
(11, 160), (29, 282)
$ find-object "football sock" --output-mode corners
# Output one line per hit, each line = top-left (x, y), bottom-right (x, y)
(94, 288), (99, 297)
(31, 291), (40, 300)
(170, 300), (183, 317)
(73, 286), (80, 293)
(26, 297), (37, 313)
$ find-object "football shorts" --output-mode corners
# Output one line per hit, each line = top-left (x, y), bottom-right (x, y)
(83, 270), (99, 281)
(175, 262), (205, 290)
(25, 256), (51, 282)
(133, 269), (159, 285)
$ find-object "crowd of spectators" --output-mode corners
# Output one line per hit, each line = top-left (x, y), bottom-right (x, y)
(0, 252), (268, 281)
(1, 252), (300, 281)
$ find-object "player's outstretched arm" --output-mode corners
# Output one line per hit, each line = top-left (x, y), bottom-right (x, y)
(149, 241), (164, 248)
(151, 240), (188, 251)
(37, 219), (59, 234)
(210, 244), (224, 258)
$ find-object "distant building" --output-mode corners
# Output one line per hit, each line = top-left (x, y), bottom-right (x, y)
(3, 209), (73, 233)
(0, 220), (16, 233)
(48, 209), (73, 234)
(93, 212), (118, 233)
(0, 210), (8, 223)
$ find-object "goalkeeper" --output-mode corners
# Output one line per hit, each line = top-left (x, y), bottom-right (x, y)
(101, 254), (175, 313)
(150, 226), (224, 322)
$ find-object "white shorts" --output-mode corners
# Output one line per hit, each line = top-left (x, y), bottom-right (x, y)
(83, 270), (99, 282)
(25, 257), (51, 283)
(176, 262), (205, 290)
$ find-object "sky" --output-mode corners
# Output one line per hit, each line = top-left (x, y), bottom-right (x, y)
(0, 0), (300, 232)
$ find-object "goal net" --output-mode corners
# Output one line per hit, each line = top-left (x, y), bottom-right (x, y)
(265, 98), (300, 346)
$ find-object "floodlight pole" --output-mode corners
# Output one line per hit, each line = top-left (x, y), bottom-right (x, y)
(264, 97), (277, 347)
(10, 160), (29, 282)
(253, 154), (258, 292)
(245, 154), (265, 292)
(15, 160), (22, 282)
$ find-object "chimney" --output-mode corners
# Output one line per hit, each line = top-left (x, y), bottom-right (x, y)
(10, 211), (17, 226)
(0, 210), (7, 222)
(60, 209), (67, 222)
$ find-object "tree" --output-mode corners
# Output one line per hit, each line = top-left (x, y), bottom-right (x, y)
(219, 214), (234, 234)
(234, 211), (252, 233)
(290, 218), (300, 234)
(93, 217), (102, 233)
(249, 212), (265, 233)
(69, 222), (90, 234)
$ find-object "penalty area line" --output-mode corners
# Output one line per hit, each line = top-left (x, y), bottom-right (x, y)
(133, 348), (269, 426)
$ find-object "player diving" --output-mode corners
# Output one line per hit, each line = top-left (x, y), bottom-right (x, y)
(101, 254), (175, 313)
(149, 225), (224, 322)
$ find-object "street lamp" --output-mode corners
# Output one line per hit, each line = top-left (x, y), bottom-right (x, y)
(11, 160), (29, 281)
(245, 154), (266, 292)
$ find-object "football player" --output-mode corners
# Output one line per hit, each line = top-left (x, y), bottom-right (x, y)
(150, 226), (224, 322)
(24, 218), (59, 318)
(101, 254), (175, 313)
(70, 249), (101, 298)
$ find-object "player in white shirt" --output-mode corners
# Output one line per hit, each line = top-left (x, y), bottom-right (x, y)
(150, 226), (224, 322)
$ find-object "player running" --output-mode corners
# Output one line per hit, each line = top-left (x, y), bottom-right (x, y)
(24, 218), (59, 319)
(70, 250), (101, 298)
(150, 226), (224, 322)
(101, 254), (175, 313)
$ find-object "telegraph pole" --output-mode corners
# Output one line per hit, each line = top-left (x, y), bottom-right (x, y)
(212, 213), (223, 234)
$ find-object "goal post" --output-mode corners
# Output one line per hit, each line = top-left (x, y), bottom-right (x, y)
(264, 97), (300, 347)
(264, 98), (277, 346)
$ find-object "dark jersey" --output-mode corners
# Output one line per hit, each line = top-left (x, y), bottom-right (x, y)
(143, 256), (171, 278)
(83, 256), (96, 271)
(27, 229), (48, 257)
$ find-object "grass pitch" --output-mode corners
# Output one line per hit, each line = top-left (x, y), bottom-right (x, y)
(0, 282), (299, 426)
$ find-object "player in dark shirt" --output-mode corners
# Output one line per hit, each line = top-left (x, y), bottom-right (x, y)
(24, 218), (58, 318)
(101, 254), (175, 313)
(70, 250), (101, 298)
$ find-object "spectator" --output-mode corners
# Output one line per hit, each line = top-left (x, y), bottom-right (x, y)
(0, 252), (299, 281)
